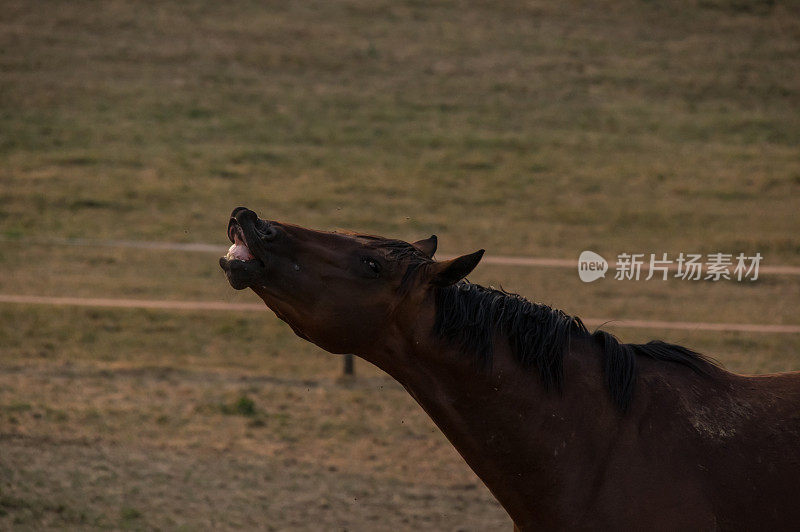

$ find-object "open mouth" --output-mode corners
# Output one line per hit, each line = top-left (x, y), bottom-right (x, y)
(219, 209), (268, 289)
(226, 218), (255, 262)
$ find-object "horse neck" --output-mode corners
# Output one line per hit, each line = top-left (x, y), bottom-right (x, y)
(365, 329), (618, 528)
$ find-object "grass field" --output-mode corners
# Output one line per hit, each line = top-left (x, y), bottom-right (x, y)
(1, 0), (799, 529)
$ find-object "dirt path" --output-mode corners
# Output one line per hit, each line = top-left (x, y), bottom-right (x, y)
(4, 236), (800, 275)
(2, 294), (798, 334)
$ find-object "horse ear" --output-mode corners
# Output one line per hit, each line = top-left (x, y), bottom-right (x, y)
(412, 235), (437, 258)
(429, 249), (485, 287)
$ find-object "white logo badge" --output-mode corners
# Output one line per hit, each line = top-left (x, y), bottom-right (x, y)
(578, 251), (608, 283)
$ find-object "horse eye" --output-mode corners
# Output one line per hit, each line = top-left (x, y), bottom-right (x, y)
(362, 258), (381, 275)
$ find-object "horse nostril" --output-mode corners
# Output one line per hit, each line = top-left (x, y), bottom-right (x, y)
(262, 225), (278, 241)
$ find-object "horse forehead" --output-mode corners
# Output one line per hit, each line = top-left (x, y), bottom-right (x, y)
(334, 231), (399, 251)
(287, 225), (409, 259)
(335, 230), (386, 242)
(284, 225), (374, 248)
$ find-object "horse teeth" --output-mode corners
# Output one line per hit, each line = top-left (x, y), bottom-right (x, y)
(227, 243), (254, 261)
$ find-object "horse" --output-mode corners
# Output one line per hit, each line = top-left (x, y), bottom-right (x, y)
(219, 207), (800, 531)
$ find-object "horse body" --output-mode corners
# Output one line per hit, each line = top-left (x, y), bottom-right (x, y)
(219, 207), (800, 530)
(380, 320), (800, 530)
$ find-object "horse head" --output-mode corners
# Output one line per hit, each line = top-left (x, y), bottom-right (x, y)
(219, 207), (483, 356)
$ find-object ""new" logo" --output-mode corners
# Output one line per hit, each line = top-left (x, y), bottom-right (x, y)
(578, 251), (608, 283)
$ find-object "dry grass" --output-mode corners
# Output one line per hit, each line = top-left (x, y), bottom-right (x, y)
(1, 0), (799, 529)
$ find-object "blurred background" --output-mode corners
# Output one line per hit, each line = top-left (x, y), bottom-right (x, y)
(1, 0), (799, 529)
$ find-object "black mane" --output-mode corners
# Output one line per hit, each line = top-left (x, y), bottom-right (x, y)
(434, 281), (719, 411)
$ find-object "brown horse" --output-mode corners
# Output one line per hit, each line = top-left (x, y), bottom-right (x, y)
(219, 207), (800, 531)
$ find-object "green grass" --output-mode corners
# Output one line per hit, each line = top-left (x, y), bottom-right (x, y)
(1, 0), (799, 528)
(2, 0), (799, 258)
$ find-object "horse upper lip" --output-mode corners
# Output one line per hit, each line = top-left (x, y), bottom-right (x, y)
(229, 207), (257, 243)
(228, 210), (269, 266)
(227, 218), (240, 244)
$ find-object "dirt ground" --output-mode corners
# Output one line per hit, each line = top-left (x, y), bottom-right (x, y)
(0, 349), (508, 530)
